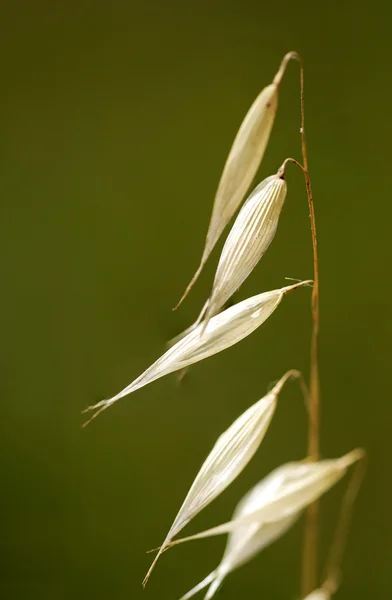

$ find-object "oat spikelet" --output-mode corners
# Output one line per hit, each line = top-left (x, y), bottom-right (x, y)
(201, 165), (287, 332)
(165, 449), (365, 547)
(175, 52), (299, 309)
(303, 590), (331, 600)
(178, 472), (302, 599)
(83, 281), (311, 424)
(143, 370), (299, 585)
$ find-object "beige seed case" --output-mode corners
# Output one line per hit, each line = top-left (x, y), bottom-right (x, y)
(176, 54), (297, 308)
(84, 281), (310, 424)
(166, 449), (364, 546)
(143, 371), (299, 584)
(201, 169), (287, 331)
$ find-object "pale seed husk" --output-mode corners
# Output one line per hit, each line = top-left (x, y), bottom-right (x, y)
(201, 169), (287, 331)
(178, 462), (305, 599)
(303, 590), (331, 600)
(166, 449), (364, 547)
(83, 281), (311, 424)
(176, 54), (298, 308)
(143, 370), (300, 585)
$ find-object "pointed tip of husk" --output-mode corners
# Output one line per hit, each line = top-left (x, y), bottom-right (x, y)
(339, 447), (366, 469)
(142, 547), (164, 587)
(81, 399), (113, 427)
(173, 260), (205, 310)
(282, 279), (313, 294)
(273, 51), (302, 86)
(143, 529), (178, 587)
(271, 369), (301, 395)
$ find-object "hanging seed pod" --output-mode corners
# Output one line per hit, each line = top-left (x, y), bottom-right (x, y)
(143, 370), (300, 585)
(83, 281), (311, 425)
(201, 164), (287, 332)
(175, 52), (299, 308)
(178, 472), (302, 599)
(164, 449), (365, 547)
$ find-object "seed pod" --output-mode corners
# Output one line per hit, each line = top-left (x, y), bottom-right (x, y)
(201, 167), (287, 331)
(143, 370), (300, 585)
(165, 449), (365, 547)
(176, 52), (298, 308)
(178, 470), (303, 599)
(83, 281), (311, 424)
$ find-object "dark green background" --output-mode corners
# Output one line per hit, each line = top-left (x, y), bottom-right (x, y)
(1, 1), (390, 599)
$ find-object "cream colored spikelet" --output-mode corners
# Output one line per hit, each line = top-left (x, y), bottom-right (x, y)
(143, 371), (300, 585)
(165, 449), (364, 546)
(201, 164), (288, 331)
(178, 470), (303, 599)
(303, 590), (330, 600)
(176, 52), (298, 307)
(83, 281), (311, 424)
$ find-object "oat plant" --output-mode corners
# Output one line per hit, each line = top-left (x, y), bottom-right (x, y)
(87, 51), (365, 598)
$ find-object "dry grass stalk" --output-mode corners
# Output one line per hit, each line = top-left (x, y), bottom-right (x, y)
(316, 451), (367, 598)
(295, 52), (322, 596)
(87, 50), (365, 599)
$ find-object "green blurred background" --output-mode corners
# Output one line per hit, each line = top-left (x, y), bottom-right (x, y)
(1, 1), (390, 598)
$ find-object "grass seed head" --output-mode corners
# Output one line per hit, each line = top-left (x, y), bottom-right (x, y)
(165, 449), (364, 546)
(201, 170), (287, 331)
(143, 371), (299, 585)
(178, 466), (303, 599)
(176, 55), (298, 308)
(202, 83), (279, 263)
(83, 281), (311, 424)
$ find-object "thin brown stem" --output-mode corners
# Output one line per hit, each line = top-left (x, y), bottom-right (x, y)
(296, 370), (311, 414)
(272, 368), (309, 400)
(322, 454), (366, 595)
(287, 368), (312, 416)
(278, 157), (306, 178)
(284, 52), (320, 595)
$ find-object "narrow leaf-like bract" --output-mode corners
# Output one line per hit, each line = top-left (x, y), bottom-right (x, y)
(201, 168), (287, 331)
(175, 53), (297, 308)
(83, 281), (311, 424)
(178, 470), (302, 599)
(165, 449), (364, 547)
(143, 370), (299, 585)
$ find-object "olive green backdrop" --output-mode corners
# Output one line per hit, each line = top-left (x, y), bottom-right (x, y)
(1, 1), (390, 599)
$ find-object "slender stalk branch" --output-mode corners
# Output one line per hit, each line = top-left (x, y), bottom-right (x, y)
(282, 51), (320, 596)
(322, 454), (366, 595)
(299, 55), (320, 599)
